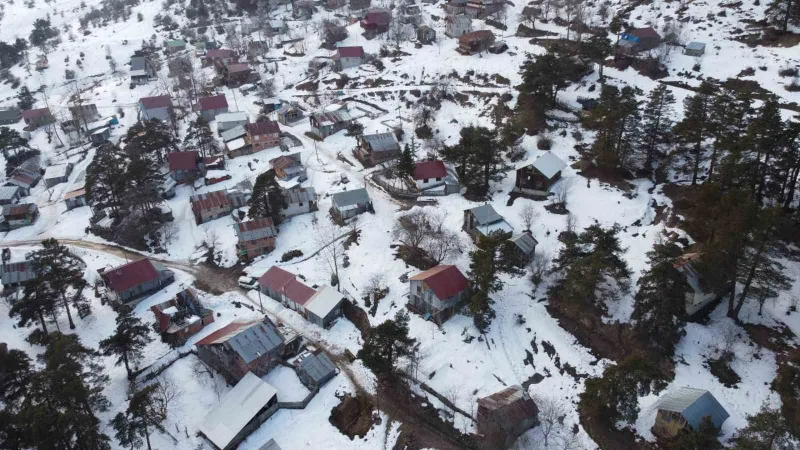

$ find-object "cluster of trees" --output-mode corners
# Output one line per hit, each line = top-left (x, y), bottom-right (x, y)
(440, 126), (509, 199)
(183, 117), (219, 158)
(358, 310), (417, 377)
(0, 126), (38, 177)
(467, 232), (524, 332)
(0, 38), (27, 71)
(768, 0), (800, 32)
(393, 209), (461, 268)
(249, 170), (285, 224)
(29, 18), (59, 48)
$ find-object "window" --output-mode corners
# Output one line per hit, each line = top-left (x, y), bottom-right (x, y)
(416, 286), (422, 294)
(299, 202), (303, 206)
(436, 177), (442, 181)
(423, 178), (429, 183)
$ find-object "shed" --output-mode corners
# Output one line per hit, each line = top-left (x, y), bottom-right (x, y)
(296, 351), (337, 389)
(652, 387), (729, 438)
(217, 113), (250, 133)
(43, 163), (74, 188)
(304, 285), (344, 328)
(477, 385), (539, 447)
(0, 186), (22, 205)
(221, 124), (248, 142)
(0, 107), (21, 125)
(1, 260), (36, 289)
(198, 372), (278, 450)
(508, 231), (537, 263)
(463, 204), (513, 239)
(514, 152), (567, 197)
(356, 132), (401, 166)
(332, 188), (372, 219)
(685, 41), (706, 57)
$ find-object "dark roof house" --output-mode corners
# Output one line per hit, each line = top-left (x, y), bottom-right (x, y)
(477, 386), (539, 448)
(331, 188), (372, 219)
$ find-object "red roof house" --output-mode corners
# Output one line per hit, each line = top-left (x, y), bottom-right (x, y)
(414, 160), (447, 180)
(338, 46), (365, 58)
(99, 258), (174, 304)
(246, 120), (281, 151)
(258, 266), (296, 294)
(283, 279), (316, 307)
(257, 265), (316, 310)
(21, 108), (54, 127)
(168, 151), (204, 183)
(360, 8), (391, 33)
(139, 95), (173, 109)
(197, 95), (229, 120)
(408, 265), (469, 323)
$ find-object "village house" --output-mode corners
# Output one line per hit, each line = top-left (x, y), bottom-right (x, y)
(258, 266), (315, 310)
(652, 387), (729, 439)
(262, 98), (283, 113)
(1, 260), (36, 291)
(270, 153), (306, 181)
(618, 27), (662, 55)
(130, 55), (156, 85)
(305, 285), (345, 328)
(0, 204), (39, 231)
(282, 187), (317, 218)
(168, 151), (205, 183)
(267, 19), (289, 35)
(445, 0), (468, 15)
(309, 106), (353, 138)
(89, 127), (111, 145)
(221, 125), (247, 144)
(21, 108), (55, 128)
(417, 25), (437, 45)
(5, 158), (41, 196)
(151, 288), (214, 344)
(508, 231), (538, 265)
(360, 8), (392, 36)
(413, 160), (447, 190)
(293, 0), (315, 19)
(191, 190), (233, 224)
(457, 30), (496, 55)
(198, 372), (279, 450)
(477, 386), (539, 447)
(275, 104), (304, 126)
(43, 163), (74, 188)
(513, 152), (568, 198)
(223, 63), (253, 87)
(217, 112), (250, 133)
(98, 258), (175, 305)
(195, 318), (286, 384)
(0, 107), (21, 125)
(356, 132), (401, 166)
(685, 41), (706, 57)
(139, 95), (173, 121)
(246, 120), (281, 152)
(0, 186), (22, 206)
(295, 350), (337, 390)
(226, 136), (252, 158)
(400, 4), (422, 25)
(465, 0), (503, 18)
(197, 94), (229, 121)
(674, 253), (723, 316)
(445, 14), (473, 38)
(165, 39), (186, 53)
(160, 176), (177, 199)
(64, 187), (87, 210)
(334, 46), (366, 71)
(463, 204), (513, 241)
(205, 48), (237, 67)
(235, 218), (279, 261)
(332, 188), (372, 219)
(408, 265), (470, 323)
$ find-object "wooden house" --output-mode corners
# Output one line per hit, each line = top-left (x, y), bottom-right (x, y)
(0, 203), (39, 231)
(652, 387), (729, 439)
(64, 187), (88, 210)
(457, 30), (496, 55)
(43, 163), (74, 188)
(270, 153), (306, 181)
(360, 8), (392, 36)
(98, 258), (175, 305)
(477, 386), (539, 447)
(191, 190), (233, 224)
(445, 14), (472, 37)
(417, 25), (436, 44)
(234, 218), (279, 261)
(139, 95), (173, 121)
(332, 188), (372, 219)
(355, 132), (401, 166)
(0, 186), (22, 206)
(223, 63), (253, 87)
(618, 27), (662, 55)
(282, 187), (316, 218)
(195, 318), (286, 385)
(508, 231), (538, 265)
(408, 265), (469, 324)
(168, 151), (205, 183)
(21, 108), (55, 128)
(309, 106), (352, 138)
(197, 94), (229, 121)
(275, 104), (304, 126)
(513, 152), (567, 198)
(463, 204), (512, 241)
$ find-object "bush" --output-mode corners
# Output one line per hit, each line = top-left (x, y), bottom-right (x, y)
(537, 133), (553, 150)
(778, 67), (798, 77)
(281, 249), (303, 262)
(65, 69), (76, 79)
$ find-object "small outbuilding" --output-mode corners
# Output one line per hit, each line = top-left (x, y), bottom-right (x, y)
(652, 387), (729, 439)
(477, 386), (539, 448)
(507, 231), (538, 265)
(463, 204), (512, 240)
(295, 350), (338, 389)
(332, 188), (372, 219)
(0, 186), (22, 206)
(43, 163), (74, 188)
(197, 94), (229, 121)
(0, 107), (21, 125)
(684, 41), (706, 57)
(217, 112), (250, 133)
(304, 285), (345, 328)
(356, 132), (401, 166)
(417, 25), (437, 45)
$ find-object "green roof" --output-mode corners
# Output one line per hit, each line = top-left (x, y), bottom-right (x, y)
(166, 40), (186, 47)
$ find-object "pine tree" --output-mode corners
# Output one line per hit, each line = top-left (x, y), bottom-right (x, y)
(674, 81), (716, 185)
(732, 405), (797, 449)
(767, 0), (800, 32)
(346, 121), (364, 139)
(631, 242), (688, 358)
(0, 347), (32, 407)
(184, 116), (220, 158)
(99, 306), (153, 379)
(519, 51), (569, 107)
(746, 98), (785, 205)
(639, 85), (676, 173)
(397, 143), (415, 179)
(585, 84), (642, 170)
(579, 35), (613, 81)
(16, 86), (34, 110)
(357, 310), (416, 376)
(86, 144), (128, 213)
(124, 119), (178, 164)
(249, 170), (285, 224)
(710, 88), (753, 185)
(609, 15), (623, 61)
(468, 232), (512, 333)
(126, 385), (167, 450)
(440, 126), (507, 198)
(30, 239), (87, 330)
(124, 151), (162, 214)
(111, 412), (143, 450)
(8, 276), (60, 335)
(0, 127), (29, 159)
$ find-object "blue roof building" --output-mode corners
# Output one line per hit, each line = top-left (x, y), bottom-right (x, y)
(652, 387), (729, 438)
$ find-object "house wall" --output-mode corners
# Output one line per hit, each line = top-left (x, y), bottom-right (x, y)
(142, 106), (170, 121)
(196, 204), (232, 224)
(201, 107), (229, 121)
(283, 201), (314, 218)
(652, 410), (689, 438)
(446, 22), (471, 37)
(334, 203), (367, 219)
(251, 132), (281, 151)
(415, 177), (445, 190)
(65, 196), (88, 210)
(686, 290), (717, 315)
(339, 56), (363, 69)
(223, 396), (279, 450)
(118, 279), (161, 303)
(307, 301), (343, 328)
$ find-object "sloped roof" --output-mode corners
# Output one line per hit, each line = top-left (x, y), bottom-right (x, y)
(21, 108), (51, 119)
(410, 265), (469, 299)
(332, 188), (370, 208)
(305, 285), (343, 319)
(686, 41), (705, 50)
(102, 259), (160, 293)
(2, 203), (36, 217)
(258, 439), (283, 450)
(447, 15), (472, 25)
(0, 186), (20, 201)
(206, 49), (235, 59)
(258, 266), (296, 292)
(198, 94), (228, 111)
(0, 107), (21, 121)
(196, 318), (284, 363)
(221, 124), (248, 142)
(217, 112), (249, 124)
(168, 151), (200, 171)
(478, 385), (539, 425)
(198, 372), (277, 450)
(459, 30), (495, 44)
(283, 187), (315, 204)
(139, 95), (172, 109)
(226, 63), (251, 74)
(247, 120), (280, 136)
(629, 26), (661, 39)
(284, 278), (316, 306)
(531, 152), (567, 179)
(362, 132), (400, 153)
(466, 204), (503, 226)
(657, 387), (729, 430)
(414, 160), (447, 180)
(337, 46), (365, 58)
(270, 155), (300, 170)
(63, 188), (86, 200)
(235, 218), (277, 242)
(43, 164), (71, 180)
(191, 190), (231, 212)
(299, 352), (337, 384)
(509, 232), (538, 255)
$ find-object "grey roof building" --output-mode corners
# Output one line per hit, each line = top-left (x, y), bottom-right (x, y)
(296, 351), (337, 389)
(258, 439), (283, 450)
(1, 260), (36, 288)
(0, 107), (21, 125)
(508, 231), (537, 262)
(652, 387), (729, 438)
(0, 186), (22, 205)
(685, 41), (706, 56)
(463, 204), (513, 240)
(356, 132), (401, 166)
(332, 188), (372, 219)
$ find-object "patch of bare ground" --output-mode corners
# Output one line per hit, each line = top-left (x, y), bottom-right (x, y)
(329, 393), (378, 440)
(392, 244), (436, 271)
(574, 160), (636, 192)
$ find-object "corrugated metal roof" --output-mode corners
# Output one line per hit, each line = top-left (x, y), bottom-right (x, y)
(305, 285), (343, 319)
(283, 187), (315, 204)
(198, 372), (277, 450)
(247, 120), (280, 136)
(217, 112), (249, 125)
(283, 279), (315, 306)
(509, 232), (538, 255)
(139, 95), (172, 109)
(191, 190), (231, 212)
(1, 261), (36, 286)
(414, 160), (447, 180)
(332, 188), (370, 208)
(101, 258), (160, 293)
(656, 387), (729, 430)
(299, 352), (337, 384)
(531, 152), (567, 179)
(687, 41), (705, 50)
(362, 133), (400, 153)
(409, 265), (469, 300)
(198, 94), (228, 111)
(197, 319), (285, 363)
(235, 218), (277, 242)
(258, 266), (296, 292)
(0, 186), (20, 201)
(467, 204), (503, 226)
(168, 151), (200, 171)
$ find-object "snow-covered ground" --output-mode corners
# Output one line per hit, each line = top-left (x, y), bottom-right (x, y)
(2, 0), (800, 447)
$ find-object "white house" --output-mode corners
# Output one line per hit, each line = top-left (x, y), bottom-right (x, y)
(445, 15), (472, 38)
(413, 160), (448, 190)
(217, 112), (250, 133)
(281, 187), (316, 218)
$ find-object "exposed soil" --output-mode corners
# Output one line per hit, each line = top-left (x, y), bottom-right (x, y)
(706, 353), (742, 388)
(329, 393), (377, 440)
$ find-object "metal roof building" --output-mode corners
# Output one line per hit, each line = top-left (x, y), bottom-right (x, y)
(656, 387), (729, 430)
(1, 261), (36, 287)
(297, 351), (337, 389)
(361, 132), (400, 153)
(196, 319), (285, 364)
(508, 232), (538, 256)
(332, 188), (370, 209)
(531, 152), (567, 180)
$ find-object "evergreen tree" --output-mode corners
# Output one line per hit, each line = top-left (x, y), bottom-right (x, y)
(124, 385), (167, 450)
(639, 85), (676, 173)
(16, 86), (34, 110)
(767, 0), (800, 32)
(746, 98), (785, 205)
(579, 35), (613, 80)
(124, 151), (162, 214)
(732, 405), (798, 450)
(85, 143), (128, 213)
(111, 412), (143, 450)
(631, 242), (688, 358)
(346, 121), (364, 139)
(0, 347), (32, 407)
(468, 232), (514, 333)
(184, 116), (219, 158)
(584, 84), (642, 170)
(29, 18), (59, 47)
(99, 306), (153, 379)
(124, 119), (178, 164)
(519, 51), (569, 107)
(609, 15), (623, 61)
(397, 143), (415, 179)
(579, 355), (667, 426)
(0, 127), (29, 159)
(674, 81), (716, 185)
(440, 126), (507, 198)
(8, 276), (60, 335)
(773, 122), (800, 209)
(357, 310), (416, 376)
(30, 239), (87, 330)
(710, 88), (753, 186)
(249, 170), (285, 224)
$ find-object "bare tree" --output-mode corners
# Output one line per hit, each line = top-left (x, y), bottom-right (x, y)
(152, 374), (183, 418)
(529, 251), (551, 293)
(192, 358), (223, 401)
(162, 222), (178, 246)
(532, 395), (569, 448)
(317, 222), (344, 290)
(425, 230), (462, 265)
(565, 212), (577, 235)
(553, 178), (574, 206)
(364, 272), (387, 296)
(443, 385), (461, 424)
(394, 209), (432, 255)
(519, 203), (539, 231)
